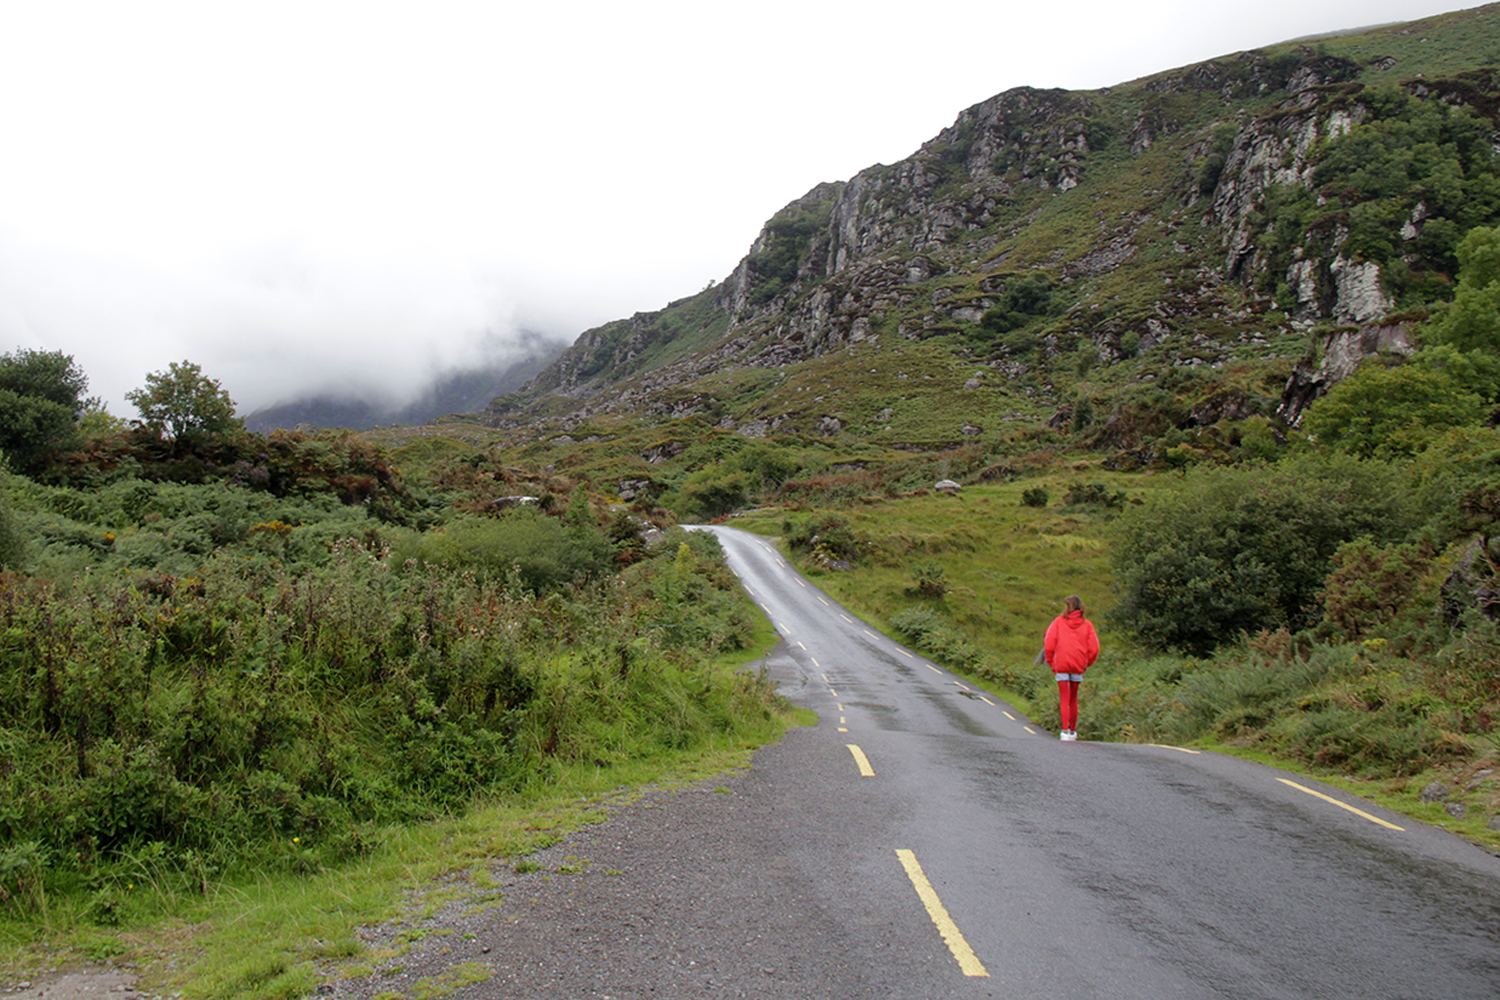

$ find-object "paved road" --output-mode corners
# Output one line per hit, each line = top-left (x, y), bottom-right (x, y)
(327, 526), (1500, 999)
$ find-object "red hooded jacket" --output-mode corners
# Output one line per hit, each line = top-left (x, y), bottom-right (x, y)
(1044, 610), (1099, 675)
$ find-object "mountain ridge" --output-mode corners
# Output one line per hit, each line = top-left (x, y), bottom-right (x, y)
(480, 5), (1500, 457)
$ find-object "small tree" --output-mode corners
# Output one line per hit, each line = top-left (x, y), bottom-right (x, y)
(1300, 359), (1484, 458)
(0, 348), (91, 473)
(126, 361), (243, 447)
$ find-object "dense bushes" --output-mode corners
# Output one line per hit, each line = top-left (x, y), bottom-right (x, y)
(1109, 454), (1421, 653)
(0, 526), (778, 916)
(391, 509), (615, 593)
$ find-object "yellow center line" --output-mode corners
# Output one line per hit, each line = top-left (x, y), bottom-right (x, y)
(1023, 726), (1037, 735)
(979, 696), (995, 706)
(830, 688), (840, 697)
(863, 630), (880, 640)
(846, 744), (875, 776)
(796, 578), (806, 587)
(899, 650), (914, 659)
(812, 658), (820, 669)
(1002, 711), (1016, 720)
(1277, 778), (1405, 831)
(926, 664), (941, 674)
(817, 596), (830, 606)
(895, 850), (989, 978)
(797, 641), (807, 650)
(1146, 744), (1201, 755)
(840, 614), (854, 623)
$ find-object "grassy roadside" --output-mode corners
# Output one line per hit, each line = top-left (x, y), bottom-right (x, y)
(0, 618), (803, 999)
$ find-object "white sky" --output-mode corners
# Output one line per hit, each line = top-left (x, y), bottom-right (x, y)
(0, 0), (1474, 415)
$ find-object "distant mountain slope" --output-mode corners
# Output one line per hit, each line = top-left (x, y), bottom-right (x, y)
(484, 4), (1500, 453)
(246, 340), (564, 433)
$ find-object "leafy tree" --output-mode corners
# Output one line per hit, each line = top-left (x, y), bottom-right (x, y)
(125, 361), (243, 447)
(1300, 359), (1485, 458)
(1109, 455), (1420, 653)
(0, 390), (76, 474)
(0, 348), (90, 411)
(1424, 226), (1500, 353)
(0, 348), (91, 473)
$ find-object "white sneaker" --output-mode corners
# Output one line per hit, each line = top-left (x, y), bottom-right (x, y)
(1063, 730), (1078, 741)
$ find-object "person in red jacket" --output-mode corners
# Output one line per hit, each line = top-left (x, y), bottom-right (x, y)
(1044, 595), (1099, 741)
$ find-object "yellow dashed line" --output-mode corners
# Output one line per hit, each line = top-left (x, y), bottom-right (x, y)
(846, 744), (875, 777)
(979, 696), (995, 706)
(895, 850), (989, 978)
(1146, 744), (1201, 755)
(1277, 779), (1405, 831)
(1024, 726), (1037, 735)
(1002, 711), (1016, 721)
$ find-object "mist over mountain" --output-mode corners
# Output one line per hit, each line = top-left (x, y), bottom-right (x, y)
(245, 334), (565, 433)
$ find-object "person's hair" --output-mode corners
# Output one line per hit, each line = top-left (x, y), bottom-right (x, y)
(1064, 595), (1085, 614)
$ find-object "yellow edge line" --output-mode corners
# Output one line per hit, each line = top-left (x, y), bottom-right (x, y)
(1277, 778), (1405, 831)
(895, 850), (989, 978)
(846, 744), (875, 777)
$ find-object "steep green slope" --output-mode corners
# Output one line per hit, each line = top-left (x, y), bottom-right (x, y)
(485, 5), (1500, 461)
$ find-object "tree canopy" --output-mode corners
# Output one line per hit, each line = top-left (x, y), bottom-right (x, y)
(0, 348), (90, 472)
(126, 360), (243, 445)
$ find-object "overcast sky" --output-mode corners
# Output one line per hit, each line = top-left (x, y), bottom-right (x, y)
(0, 0), (1473, 416)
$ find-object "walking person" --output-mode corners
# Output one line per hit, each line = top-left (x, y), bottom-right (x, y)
(1044, 595), (1099, 741)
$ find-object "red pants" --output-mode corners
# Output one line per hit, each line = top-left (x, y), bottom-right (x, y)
(1057, 678), (1080, 732)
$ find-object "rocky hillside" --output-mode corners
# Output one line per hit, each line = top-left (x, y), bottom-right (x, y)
(485, 5), (1500, 456)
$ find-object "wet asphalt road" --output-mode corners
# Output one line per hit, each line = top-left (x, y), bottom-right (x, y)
(328, 526), (1500, 999)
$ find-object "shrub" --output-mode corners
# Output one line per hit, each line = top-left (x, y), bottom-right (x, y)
(394, 510), (614, 593)
(783, 515), (864, 563)
(1020, 486), (1049, 507)
(1063, 481), (1125, 509)
(1318, 537), (1432, 640)
(1109, 454), (1421, 653)
(909, 560), (947, 597)
(889, 607), (984, 670)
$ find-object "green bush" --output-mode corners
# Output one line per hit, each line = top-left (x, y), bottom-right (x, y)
(0, 526), (783, 910)
(1108, 454), (1421, 653)
(1020, 486), (1049, 507)
(393, 509), (614, 593)
(783, 514), (864, 562)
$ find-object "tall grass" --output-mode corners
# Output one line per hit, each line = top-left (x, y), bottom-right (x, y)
(0, 526), (790, 964)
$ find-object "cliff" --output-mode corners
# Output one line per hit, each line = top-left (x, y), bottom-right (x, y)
(485, 5), (1500, 452)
